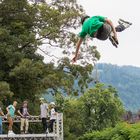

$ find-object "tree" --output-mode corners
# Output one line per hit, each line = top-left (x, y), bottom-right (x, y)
(80, 83), (124, 131)
(0, 0), (84, 100)
(79, 123), (140, 140)
(0, 0), (99, 102)
(55, 83), (124, 140)
(0, 82), (13, 107)
(9, 59), (47, 100)
(42, 58), (95, 96)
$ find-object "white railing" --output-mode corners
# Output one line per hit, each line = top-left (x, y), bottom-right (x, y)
(0, 113), (63, 140)
(2, 115), (41, 123)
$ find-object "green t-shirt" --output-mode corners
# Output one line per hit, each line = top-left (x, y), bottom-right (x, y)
(79, 16), (106, 38)
(8, 105), (15, 118)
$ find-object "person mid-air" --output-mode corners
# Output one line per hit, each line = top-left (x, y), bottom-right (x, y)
(72, 15), (132, 62)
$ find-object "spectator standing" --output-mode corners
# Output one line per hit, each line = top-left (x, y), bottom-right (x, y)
(18, 101), (31, 134)
(49, 102), (57, 133)
(6, 101), (17, 136)
(40, 98), (49, 133)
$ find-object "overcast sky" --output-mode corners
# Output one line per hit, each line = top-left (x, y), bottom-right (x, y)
(39, 0), (140, 67)
(77, 0), (140, 67)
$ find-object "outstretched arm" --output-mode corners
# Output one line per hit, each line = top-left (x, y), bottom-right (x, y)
(72, 38), (83, 63)
(105, 18), (118, 43)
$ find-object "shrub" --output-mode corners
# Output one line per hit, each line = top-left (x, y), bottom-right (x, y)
(79, 123), (140, 140)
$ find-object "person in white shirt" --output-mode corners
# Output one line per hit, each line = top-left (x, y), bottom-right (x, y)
(49, 102), (57, 133)
(40, 98), (48, 133)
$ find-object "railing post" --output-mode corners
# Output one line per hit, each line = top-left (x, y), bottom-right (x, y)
(59, 113), (63, 140)
(56, 113), (60, 140)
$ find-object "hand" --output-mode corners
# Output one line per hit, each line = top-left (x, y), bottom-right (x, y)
(4, 115), (7, 120)
(72, 56), (77, 63)
(114, 34), (119, 45)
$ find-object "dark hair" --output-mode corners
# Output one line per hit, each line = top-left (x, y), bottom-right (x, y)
(81, 15), (90, 25)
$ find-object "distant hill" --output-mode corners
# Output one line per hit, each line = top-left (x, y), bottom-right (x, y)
(44, 63), (140, 112)
(97, 63), (140, 112)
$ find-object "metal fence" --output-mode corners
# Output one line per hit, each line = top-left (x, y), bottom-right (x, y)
(0, 113), (63, 140)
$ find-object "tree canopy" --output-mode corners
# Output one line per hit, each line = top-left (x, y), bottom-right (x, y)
(0, 0), (99, 105)
(55, 83), (124, 140)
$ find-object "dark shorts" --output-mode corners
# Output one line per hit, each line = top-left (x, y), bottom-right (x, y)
(96, 23), (112, 40)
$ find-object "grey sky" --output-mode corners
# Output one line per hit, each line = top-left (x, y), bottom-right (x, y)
(39, 0), (139, 67)
(77, 0), (140, 67)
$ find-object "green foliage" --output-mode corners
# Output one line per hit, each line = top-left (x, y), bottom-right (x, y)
(0, 0), (84, 103)
(80, 84), (124, 131)
(43, 58), (94, 95)
(0, 82), (13, 100)
(55, 83), (124, 140)
(79, 123), (140, 140)
(0, 1), (99, 135)
(9, 58), (47, 100)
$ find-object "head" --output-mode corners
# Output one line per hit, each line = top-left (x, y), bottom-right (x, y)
(81, 15), (90, 25)
(23, 101), (28, 107)
(13, 101), (17, 107)
(39, 98), (45, 104)
(50, 102), (55, 108)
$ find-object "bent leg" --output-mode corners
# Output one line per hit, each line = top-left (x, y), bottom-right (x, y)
(115, 24), (126, 32)
(116, 19), (132, 32)
(8, 117), (13, 131)
(49, 119), (55, 133)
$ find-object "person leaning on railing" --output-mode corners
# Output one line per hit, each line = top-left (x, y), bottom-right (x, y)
(18, 101), (31, 134)
(6, 101), (17, 136)
(39, 98), (49, 133)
